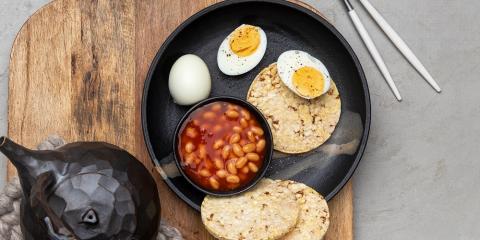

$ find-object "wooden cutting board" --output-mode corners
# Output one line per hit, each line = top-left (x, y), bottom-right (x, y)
(7, 0), (353, 239)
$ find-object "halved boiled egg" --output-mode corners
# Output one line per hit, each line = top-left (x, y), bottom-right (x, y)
(217, 24), (267, 76)
(277, 50), (331, 99)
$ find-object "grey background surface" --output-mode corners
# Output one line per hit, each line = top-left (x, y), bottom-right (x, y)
(1, 0), (479, 239)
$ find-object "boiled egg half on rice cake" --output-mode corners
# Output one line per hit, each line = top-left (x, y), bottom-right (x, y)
(277, 50), (331, 99)
(217, 24), (267, 75)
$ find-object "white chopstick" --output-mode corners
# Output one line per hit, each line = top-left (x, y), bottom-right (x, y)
(344, 0), (402, 101)
(359, 0), (442, 92)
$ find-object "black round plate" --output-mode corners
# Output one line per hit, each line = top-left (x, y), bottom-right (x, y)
(142, 0), (370, 211)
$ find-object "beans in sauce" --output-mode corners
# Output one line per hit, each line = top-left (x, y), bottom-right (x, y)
(178, 101), (266, 191)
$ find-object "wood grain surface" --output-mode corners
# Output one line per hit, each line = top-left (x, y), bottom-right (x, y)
(7, 0), (353, 239)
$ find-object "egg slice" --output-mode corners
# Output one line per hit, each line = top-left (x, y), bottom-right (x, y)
(277, 50), (331, 99)
(217, 24), (267, 76)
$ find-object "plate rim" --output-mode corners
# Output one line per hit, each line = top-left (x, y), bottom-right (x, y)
(141, 0), (371, 211)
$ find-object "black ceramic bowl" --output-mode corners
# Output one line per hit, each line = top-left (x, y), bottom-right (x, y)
(172, 96), (273, 196)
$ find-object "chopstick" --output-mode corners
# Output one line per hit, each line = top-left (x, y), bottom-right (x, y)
(359, 0), (441, 92)
(343, 0), (402, 101)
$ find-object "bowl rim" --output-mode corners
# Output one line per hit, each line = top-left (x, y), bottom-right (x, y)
(141, 0), (371, 210)
(172, 96), (273, 197)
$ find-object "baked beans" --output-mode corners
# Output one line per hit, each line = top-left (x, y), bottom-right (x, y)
(178, 101), (267, 191)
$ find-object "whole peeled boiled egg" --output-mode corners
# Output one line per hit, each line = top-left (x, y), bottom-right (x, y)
(217, 24), (267, 76)
(169, 54), (211, 105)
(277, 50), (331, 99)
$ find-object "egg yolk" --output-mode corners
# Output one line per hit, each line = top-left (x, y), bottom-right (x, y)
(229, 25), (260, 57)
(292, 66), (325, 97)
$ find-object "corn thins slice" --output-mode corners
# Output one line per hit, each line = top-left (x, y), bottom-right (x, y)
(277, 180), (330, 240)
(201, 179), (300, 240)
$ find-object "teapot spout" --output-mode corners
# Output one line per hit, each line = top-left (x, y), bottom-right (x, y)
(0, 136), (40, 195)
(0, 136), (36, 170)
(0, 136), (31, 165)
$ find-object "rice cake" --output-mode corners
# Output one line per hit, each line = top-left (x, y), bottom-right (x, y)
(247, 63), (341, 153)
(277, 180), (330, 240)
(201, 179), (300, 240)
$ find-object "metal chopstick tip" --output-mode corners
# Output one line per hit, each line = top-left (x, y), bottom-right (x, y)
(343, 0), (354, 11)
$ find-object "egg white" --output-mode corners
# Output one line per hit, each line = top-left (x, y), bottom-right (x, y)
(169, 54), (211, 105)
(217, 25), (267, 76)
(277, 50), (331, 99)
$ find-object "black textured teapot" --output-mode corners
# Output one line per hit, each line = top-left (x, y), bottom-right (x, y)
(0, 136), (160, 240)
